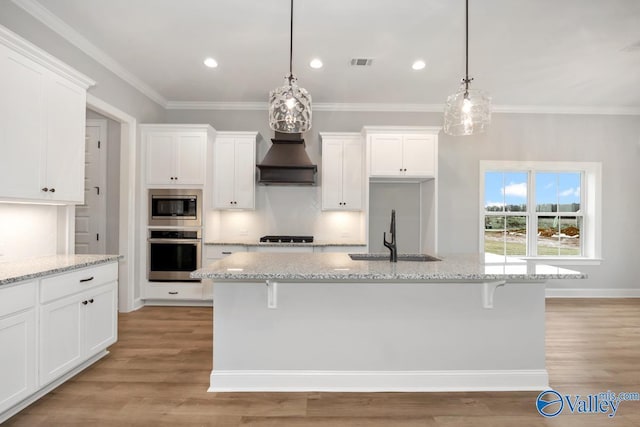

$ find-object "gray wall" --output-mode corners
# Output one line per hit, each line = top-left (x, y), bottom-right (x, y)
(369, 183), (421, 253)
(0, 2), (165, 122)
(167, 109), (640, 290)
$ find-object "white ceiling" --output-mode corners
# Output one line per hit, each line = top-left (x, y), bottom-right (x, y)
(17, 0), (640, 112)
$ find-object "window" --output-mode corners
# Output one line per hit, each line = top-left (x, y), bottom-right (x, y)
(480, 161), (601, 263)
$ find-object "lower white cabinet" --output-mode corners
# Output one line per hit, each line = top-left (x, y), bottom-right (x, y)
(0, 282), (37, 414)
(0, 262), (118, 421)
(39, 282), (116, 386)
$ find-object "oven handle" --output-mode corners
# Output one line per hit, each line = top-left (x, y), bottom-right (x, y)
(148, 238), (201, 244)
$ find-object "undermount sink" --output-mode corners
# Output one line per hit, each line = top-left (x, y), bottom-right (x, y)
(348, 253), (441, 262)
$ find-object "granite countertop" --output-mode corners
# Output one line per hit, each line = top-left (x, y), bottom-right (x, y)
(191, 252), (587, 282)
(204, 240), (367, 247)
(0, 254), (121, 286)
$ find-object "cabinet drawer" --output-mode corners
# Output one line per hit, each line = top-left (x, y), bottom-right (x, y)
(0, 281), (36, 318)
(40, 262), (118, 304)
(205, 245), (246, 259)
(144, 283), (204, 300)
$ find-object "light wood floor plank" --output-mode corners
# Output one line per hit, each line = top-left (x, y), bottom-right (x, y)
(4, 301), (640, 426)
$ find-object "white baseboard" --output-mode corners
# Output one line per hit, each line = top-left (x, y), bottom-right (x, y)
(208, 369), (549, 392)
(0, 350), (109, 424)
(132, 298), (145, 311)
(142, 299), (213, 307)
(546, 288), (640, 298)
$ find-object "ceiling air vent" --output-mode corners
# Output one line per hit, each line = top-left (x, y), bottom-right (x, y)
(350, 58), (373, 66)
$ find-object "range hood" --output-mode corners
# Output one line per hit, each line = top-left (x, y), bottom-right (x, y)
(256, 132), (317, 185)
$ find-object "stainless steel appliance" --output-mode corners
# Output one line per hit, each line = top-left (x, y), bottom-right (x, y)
(148, 189), (202, 227)
(259, 235), (314, 243)
(148, 229), (202, 281)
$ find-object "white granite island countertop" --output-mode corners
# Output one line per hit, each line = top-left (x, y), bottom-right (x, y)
(196, 252), (586, 393)
(192, 252), (587, 282)
(0, 254), (121, 286)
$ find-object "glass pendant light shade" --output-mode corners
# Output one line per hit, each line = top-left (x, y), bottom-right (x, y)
(443, 0), (491, 136)
(268, 0), (312, 133)
(269, 74), (312, 133)
(443, 85), (491, 136)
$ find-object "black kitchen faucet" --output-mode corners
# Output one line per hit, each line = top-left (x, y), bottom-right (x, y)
(383, 209), (398, 262)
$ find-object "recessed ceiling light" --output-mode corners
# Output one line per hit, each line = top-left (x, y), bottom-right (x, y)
(310, 58), (323, 69)
(412, 60), (426, 71)
(204, 57), (218, 68)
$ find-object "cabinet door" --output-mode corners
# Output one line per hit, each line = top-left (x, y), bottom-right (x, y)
(369, 135), (402, 176)
(39, 296), (82, 386)
(83, 283), (117, 357)
(233, 138), (256, 209)
(402, 135), (436, 177)
(0, 309), (36, 413)
(175, 134), (206, 185)
(45, 75), (86, 203)
(0, 45), (47, 200)
(213, 138), (236, 208)
(341, 139), (363, 210)
(321, 140), (344, 210)
(146, 133), (175, 184)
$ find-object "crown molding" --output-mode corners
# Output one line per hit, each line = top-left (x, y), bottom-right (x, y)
(166, 101), (640, 115)
(493, 104), (640, 116)
(0, 25), (95, 88)
(11, 0), (168, 107)
(165, 101), (268, 111)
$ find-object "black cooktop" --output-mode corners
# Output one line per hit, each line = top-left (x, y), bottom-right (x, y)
(259, 235), (314, 243)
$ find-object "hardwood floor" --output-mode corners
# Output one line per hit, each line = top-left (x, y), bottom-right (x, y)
(5, 299), (640, 426)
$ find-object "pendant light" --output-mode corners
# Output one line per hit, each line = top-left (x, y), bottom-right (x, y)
(443, 0), (491, 136)
(268, 0), (312, 133)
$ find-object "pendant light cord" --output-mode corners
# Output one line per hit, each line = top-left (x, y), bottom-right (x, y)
(288, 0), (294, 82)
(464, 0), (470, 95)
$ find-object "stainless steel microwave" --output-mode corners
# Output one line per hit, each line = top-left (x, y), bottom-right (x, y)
(148, 189), (202, 227)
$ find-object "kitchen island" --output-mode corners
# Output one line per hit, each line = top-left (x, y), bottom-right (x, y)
(192, 252), (586, 392)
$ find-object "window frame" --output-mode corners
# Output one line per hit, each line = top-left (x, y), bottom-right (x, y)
(479, 161), (602, 265)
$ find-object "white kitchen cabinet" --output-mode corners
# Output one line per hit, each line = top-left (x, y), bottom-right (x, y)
(0, 28), (94, 204)
(0, 281), (36, 414)
(321, 133), (363, 210)
(365, 127), (439, 179)
(39, 264), (118, 387)
(213, 132), (257, 209)
(142, 124), (214, 186)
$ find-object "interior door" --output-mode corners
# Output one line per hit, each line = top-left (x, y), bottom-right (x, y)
(75, 120), (107, 254)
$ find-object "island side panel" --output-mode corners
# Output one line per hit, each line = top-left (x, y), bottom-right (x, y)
(212, 281), (546, 391)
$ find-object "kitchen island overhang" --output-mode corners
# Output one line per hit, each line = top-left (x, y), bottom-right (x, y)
(192, 253), (586, 393)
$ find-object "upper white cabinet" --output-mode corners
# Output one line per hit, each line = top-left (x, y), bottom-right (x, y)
(0, 27), (94, 204)
(142, 124), (214, 186)
(213, 132), (257, 210)
(364, 127), (439, 179)
(321, 133), (363, 210)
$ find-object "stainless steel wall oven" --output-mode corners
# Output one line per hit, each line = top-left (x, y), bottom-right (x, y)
(148, 189), (202, 227)
(147, 229), (202, 281)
